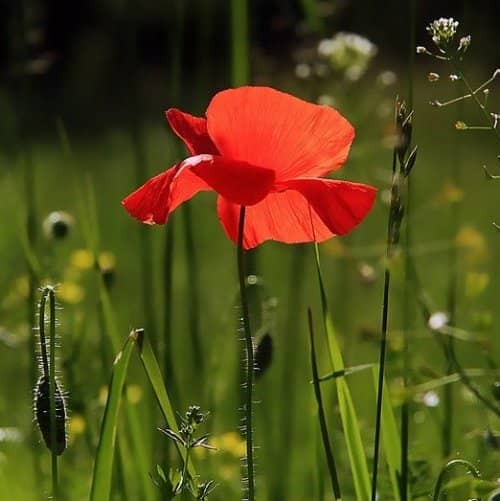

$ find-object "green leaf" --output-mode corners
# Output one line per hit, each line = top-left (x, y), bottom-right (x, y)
(135, 330), (197, 479)
(314, 244), (371, 500)
(371, 366), (405, 501)
(90, 332), (136, 501)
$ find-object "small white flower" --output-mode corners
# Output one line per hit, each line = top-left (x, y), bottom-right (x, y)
(318, 32), (377, 80)
(295, 63), (311, 79)
(376, 70), (397, 87)
(458, 35), (471, 52)
(428, 311), (449, 331)
(423, 391), (440, 408)
(427, 17), (459, 50)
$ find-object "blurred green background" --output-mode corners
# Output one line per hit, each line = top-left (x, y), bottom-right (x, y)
(1, 0), (499, 499)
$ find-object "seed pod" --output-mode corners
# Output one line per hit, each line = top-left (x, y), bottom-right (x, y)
(34, 375), (67, 455)
(42, 211), (74, 240)
(254, 333), (273, 379)
(492, 381), (500, 402)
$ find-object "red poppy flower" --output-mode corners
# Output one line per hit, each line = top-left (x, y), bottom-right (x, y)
(122, 86), (376, 249)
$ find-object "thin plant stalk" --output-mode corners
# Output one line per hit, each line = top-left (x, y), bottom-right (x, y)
(280, 244), (307, 497)
(371, 148), (398, 501)
(231, 0), (249, 87)
(163, 221), (176, 384)
(162, 0), (183, 401)
(15, 0), (42, 480)
(182, 204), (203, 372)
(308, 308), (342, 501)
(401, 1), (416, 495)
(124, 0), (156, 353)
(431, 459), (481, 501)
(313, 243), (371, 499)
(236, 206), (255, 501)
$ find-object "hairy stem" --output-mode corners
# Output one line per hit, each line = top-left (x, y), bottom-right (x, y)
(237, 206), (255, 501)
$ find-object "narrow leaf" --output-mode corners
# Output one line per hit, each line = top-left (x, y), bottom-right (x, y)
(90, 332), (136, 501)
(314, 244), (371, 499)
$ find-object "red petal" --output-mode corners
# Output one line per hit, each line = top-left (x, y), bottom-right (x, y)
(122, 163), (211, 225)
(206, 86), (355, 181)
(186, 154), (275, 206)
(122, 154), (276, 225)
(217, 179), (376, 249)
(166, 108), (219, 155)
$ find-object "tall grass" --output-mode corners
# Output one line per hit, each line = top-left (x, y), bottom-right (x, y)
(3, 3), (500, 500)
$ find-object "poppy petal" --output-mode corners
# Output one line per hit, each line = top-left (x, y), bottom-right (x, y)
(122, 163), (211, 225)
(122, 154), (276, 225)
(283, 178), (377, 235)
(166, 108), (219, 155)
(187, 154), (275, 206)
(206, 86), (355, 181)
(217, 179), (376, 249)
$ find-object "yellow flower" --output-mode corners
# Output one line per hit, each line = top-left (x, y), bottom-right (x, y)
(210, 432), (246, 458)
(68, 414), (86, 437)
(464, 272), (489, 298)
(126, 385), (143, 405)
(98, 252), (116, 270)
(57, 282), (85, 304)
(438, 180), (464, 205)
(70, 249), (94, 270)
(456, 226), (488, 263)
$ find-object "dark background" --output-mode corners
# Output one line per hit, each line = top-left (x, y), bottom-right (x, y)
(2, 0), (499, 142)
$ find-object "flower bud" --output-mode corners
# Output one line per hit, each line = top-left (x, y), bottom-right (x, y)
(43, 211), (74, 240)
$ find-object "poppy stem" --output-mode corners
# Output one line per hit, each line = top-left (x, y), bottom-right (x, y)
(237, 205), (255, 501)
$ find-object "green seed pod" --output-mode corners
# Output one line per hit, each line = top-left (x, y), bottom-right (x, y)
(34, 375), (67, 455)
(492, 381), (500, 401)
(254, 333), (273, 379)
(42, 211), (74, 240)
(488, 488), (500, 501)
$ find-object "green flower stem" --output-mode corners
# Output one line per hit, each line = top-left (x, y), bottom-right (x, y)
(371, 149), (398, 501)
(231, 0), (249, 87)
(401, 2), (416, 494)
(452, 65), (500, 142)
(432, 459), (481, 501)
(237, 206), (255, 501)
(182, 204), (203, 372)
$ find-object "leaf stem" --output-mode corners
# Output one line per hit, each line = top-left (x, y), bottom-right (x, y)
(237, 206), (255, 501)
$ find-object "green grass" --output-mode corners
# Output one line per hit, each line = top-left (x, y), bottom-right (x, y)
(0, 45), (500, 500)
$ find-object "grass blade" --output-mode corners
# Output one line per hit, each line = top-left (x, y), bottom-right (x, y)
(371, 366), (404, 501)
(90, 331), (136, 501)
(308, 308), (342, 500)
(78, 181), (155, 501)
(135, 329), (197, 479)
(314, 243), (371, 500)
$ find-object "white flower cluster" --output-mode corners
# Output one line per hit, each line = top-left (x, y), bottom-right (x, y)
(318, 32), (377, 81)
(426, 17), (459, 49)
